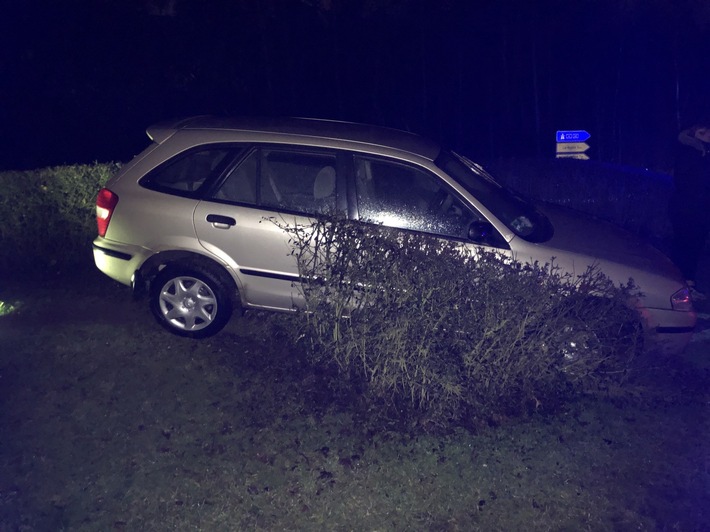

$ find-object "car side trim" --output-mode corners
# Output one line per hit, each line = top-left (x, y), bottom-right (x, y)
(239, 268), (300, 282)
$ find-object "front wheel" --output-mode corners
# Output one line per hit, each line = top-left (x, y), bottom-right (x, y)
(150, 266), (233, 338)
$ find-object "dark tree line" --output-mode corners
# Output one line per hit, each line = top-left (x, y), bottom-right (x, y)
(1, 0), (709, 170)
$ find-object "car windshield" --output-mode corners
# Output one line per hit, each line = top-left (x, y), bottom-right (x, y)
(436, 151), (553, 243)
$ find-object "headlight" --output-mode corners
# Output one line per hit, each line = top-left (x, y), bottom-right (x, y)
(671, 287), (693, 312)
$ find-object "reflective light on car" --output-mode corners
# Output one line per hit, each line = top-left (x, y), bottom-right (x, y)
(369, 212), (414, 229)
(671, 287), (693, 311)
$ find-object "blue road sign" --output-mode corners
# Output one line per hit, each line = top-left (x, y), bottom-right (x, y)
(557, 130), (590, 142)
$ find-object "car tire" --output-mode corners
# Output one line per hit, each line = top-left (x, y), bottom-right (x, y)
(150, 265), (233, 339)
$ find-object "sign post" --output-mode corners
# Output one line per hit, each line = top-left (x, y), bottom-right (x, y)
(556, 130), (591, 160)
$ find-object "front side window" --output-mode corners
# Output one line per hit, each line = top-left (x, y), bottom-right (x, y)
(213, 148), (337, 215)
(354, 155), (482, 240)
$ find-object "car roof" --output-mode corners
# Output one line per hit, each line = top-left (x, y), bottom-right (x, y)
(146, 116), (441, 161)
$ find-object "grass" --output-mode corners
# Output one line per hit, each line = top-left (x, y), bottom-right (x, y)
(1, 271), (708, 531)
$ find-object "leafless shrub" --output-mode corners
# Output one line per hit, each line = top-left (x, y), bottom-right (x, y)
(280, 216), (643, 429)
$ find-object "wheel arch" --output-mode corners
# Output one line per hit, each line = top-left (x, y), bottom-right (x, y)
(135, 250), (241, 307)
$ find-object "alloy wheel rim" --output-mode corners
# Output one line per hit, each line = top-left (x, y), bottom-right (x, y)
(158, 276), (218, 331)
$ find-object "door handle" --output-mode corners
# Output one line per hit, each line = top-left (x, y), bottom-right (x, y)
(206, 214), (236, 227)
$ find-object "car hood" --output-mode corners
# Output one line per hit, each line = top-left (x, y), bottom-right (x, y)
(509, 203), (685, 308)
(537, 203), (679, 275)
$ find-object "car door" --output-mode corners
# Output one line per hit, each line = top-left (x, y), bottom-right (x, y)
(193, 146), (341, 310)
(350, 153), (510, 252)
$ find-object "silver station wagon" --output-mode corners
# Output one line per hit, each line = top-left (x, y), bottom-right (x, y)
(93, 116), (696, 354)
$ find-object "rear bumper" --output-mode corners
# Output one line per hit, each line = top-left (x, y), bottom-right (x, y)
(93, 238), (149, 287)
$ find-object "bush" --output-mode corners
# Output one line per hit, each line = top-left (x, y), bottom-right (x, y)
(0, 162), (120, 278)
(281, 217), (643, 430)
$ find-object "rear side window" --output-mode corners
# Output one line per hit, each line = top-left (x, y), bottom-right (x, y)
(141, 147), (235, 196)
(212, 148), (337, 215)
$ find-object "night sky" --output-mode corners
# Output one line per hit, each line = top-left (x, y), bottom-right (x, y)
(2, 0), (709, 171)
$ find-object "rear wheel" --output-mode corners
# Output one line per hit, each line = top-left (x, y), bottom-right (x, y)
(150, 265), (233, 338)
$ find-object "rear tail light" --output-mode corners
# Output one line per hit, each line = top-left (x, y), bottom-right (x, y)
(96, 188), (119, 237)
